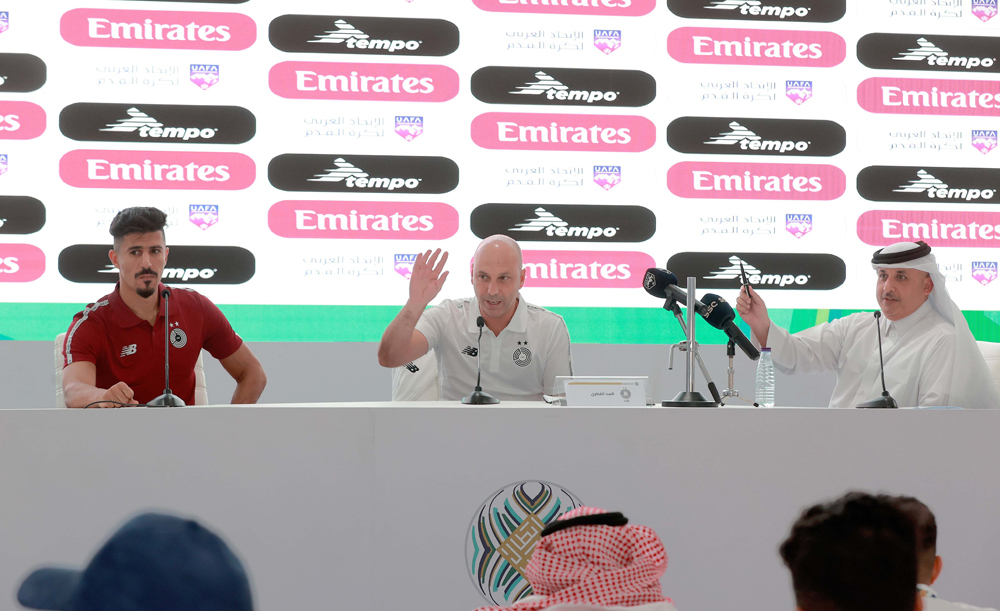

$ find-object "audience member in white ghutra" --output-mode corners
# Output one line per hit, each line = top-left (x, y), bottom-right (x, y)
(736, 240), (1000, 408)
(378, 235), (573, 402)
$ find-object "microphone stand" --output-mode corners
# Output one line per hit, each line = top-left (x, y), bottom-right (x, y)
(663, 296), (721, 405)
(663, 277), (718, 407)
(720, 339), (758, 407)
(462, 317), (499, 405)
(857, 311), (898, 409)
(148, 288), (185, 407)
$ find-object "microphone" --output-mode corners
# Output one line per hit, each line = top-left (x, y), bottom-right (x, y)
(700, 293), (760, 361)
(643, 268), (708, 316)
(147, 287), (186, 407)
(857, 311), (898, 409)
(461, 316), (500, 405)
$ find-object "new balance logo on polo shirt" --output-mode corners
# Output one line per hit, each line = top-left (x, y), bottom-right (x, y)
(120, 343), (137, 357)
(404, 361), (419, 373)
(461, 346), (478, 357)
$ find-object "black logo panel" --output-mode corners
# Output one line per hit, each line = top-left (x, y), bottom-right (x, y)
(59, 245), (255, 284)
(858, 33), (1000, 73)
(0, 197), (45, 235)
(667, 117), (845, 157)
(269, 14), (459, 56)
(857, 166), (1000, 203)
(471, 66), (655, 107)
(268, 154), (459, 194)
(470, 203), (655, 243)
(667, 0), (845, 22)
(60, 103), (256, 144)
(0, 53), (46, 92)
(666, 252), (846, 290)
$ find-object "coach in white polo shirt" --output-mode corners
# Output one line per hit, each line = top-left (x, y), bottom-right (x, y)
(378, 235), (573, 401)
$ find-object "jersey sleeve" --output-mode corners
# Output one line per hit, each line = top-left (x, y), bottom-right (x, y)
(542, 314), (574, 395)
(63, 304), (105, 367)
(198, 293), (243, 360)
(413, 301), (451, 351)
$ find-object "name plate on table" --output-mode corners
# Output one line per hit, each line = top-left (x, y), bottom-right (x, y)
(562, 377), (648, 407)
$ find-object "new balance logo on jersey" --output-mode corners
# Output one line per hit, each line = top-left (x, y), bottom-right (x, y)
(704, 121), (811, 153)
(461, 346), (478, 357)
(100, 107), (218, 141)
(893, 37), (996, 70)
(510, 207), (620, 240)
(308, 158), (422, 191)
(120, 343), (137, 357)
(404, 361), (420, 373)
(308, 19), (423, 53)
(509, 71), (620, 104)
(894, 170), (996, 201)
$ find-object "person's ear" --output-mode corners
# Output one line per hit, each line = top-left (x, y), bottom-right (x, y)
(519, 267), (526, 290)
(163, 245), (168, 266)
(931, 556), (942, 584)
(108, 248), (119, 270)
(924, 273), (934, 296)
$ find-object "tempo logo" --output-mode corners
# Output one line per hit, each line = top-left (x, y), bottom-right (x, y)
(667, 27), (846, 67)
(0, 197), (45, 234)
(59, 150), (256, 190)
(269, 15), (458, 56)
(857, 210), (1000, 248)
(59, 103), (255, 144)
(520, 250), (655, 288)
(268, 200), (458, 240)
(471, 67), (655, 107)
(0, 101), (45, 140)
(60, 9), (256, 50)
(667, 116), (845, 157)
(858, 34), (1000, 73)
(666, 0), (845, 21)
(0, 244), (44, 282)
(857, 166), (1000, 203)
(666, 252), (846, 290)
(858, 78), (1000, 117)
(0, 53), (46, 92)
(667, 161), (846, 200)
(471, 112), (655, 152)
(58, 244), (254, 284)
(470, 203), (655, 243)
(269, 61), (459, 102)
(471, 0), (655, 16)
(268, 154), (459, 194)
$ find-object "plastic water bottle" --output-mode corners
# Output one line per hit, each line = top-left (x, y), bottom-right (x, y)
(755, 347), (775, 407)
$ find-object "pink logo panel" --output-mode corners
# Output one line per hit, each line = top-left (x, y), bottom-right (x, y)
(269, 62), (459, 102)
(668, 162), (846, 200)
(858, 210), (1000, 248)
(521, 250), (655, 288)
(858, 78), (1000, 117)
(0, 102), (45, 140)
(60, 150), (255, 190)
(667, 27), (845, 67)
(472, 0), (654, 15)
(268, 201), (459, 240)
(60, 9), (255, 50)
(471, 112), (655, 152)
(0, 244), (44, 282)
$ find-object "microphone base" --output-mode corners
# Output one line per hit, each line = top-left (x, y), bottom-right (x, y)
(856, 395), (898, 409)
(147, 392), (186, 408)
(662, 391), (718, 408)
(461, 389), (500, 405)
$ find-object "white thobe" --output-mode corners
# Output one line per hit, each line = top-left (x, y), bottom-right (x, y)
(765, 300), (957, 408)
(920, 585), (998, 611)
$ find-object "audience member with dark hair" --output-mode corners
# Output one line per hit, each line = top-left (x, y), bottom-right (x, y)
(780, 492), (921, 611)
(62, 207), (266, 407)
(886, 495), (998, 611)
(17, 512), (253, 611)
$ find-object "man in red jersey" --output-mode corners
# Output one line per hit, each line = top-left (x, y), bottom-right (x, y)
(61, 207), (266, 407)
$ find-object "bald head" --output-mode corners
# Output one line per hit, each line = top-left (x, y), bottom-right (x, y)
(474, 235), (522, 269)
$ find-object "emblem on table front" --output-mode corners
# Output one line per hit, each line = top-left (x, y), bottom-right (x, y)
(466, 481), (583, 605)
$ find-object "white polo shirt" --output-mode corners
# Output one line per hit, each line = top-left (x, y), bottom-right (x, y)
(414, 296), (573, 401)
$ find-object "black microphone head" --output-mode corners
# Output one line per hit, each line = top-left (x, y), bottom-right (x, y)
(476, 316), (485, 328)
(701, 293), (736, 329)
(160, 288), (171, 299)
(643, 268), (679, 299)
(874, 311), (881, 319)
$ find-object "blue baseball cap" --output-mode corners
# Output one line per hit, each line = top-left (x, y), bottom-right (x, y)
(17, 512), (253, 611)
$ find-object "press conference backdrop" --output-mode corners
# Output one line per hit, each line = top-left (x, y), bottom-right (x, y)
(1, 0), (1000, 344)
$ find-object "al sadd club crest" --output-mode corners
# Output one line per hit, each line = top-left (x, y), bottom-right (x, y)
(466, 481), (583, 605)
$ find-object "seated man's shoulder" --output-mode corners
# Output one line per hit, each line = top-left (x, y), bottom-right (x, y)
(926, 598), (998, 611)
(69, 295), (114, 328)
(524, 301), (567, 326)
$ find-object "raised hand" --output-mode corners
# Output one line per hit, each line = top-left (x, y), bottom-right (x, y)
(735, 284), (770, 346)
(408, 249), (449, 308)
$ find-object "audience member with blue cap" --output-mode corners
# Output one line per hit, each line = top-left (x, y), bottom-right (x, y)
(16, 512), (253, 611)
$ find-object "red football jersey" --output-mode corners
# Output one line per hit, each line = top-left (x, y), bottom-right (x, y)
(63, 283), (242, 405)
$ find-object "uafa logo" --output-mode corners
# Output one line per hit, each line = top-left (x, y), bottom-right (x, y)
(972, 261), (997, 285)
(60, 9), (256, 50)
(395, 116), (423, 141)
(786, 214), (812, 238)
(972, 130), (997, 154)
(190, 204), (218, 230)
(191, 64), (219, 89)
(594, 29), (621, 54)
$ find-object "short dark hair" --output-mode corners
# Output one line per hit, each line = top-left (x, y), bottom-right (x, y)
(109, 207), (167, 250)
(884, 495), (937, 574)
(780, 492), (917, 611)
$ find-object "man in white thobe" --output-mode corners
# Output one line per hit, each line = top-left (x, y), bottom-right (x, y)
(736, 241), (1000, 408)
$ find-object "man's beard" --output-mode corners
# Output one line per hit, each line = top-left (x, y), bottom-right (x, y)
(134, 268), (157, 299)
